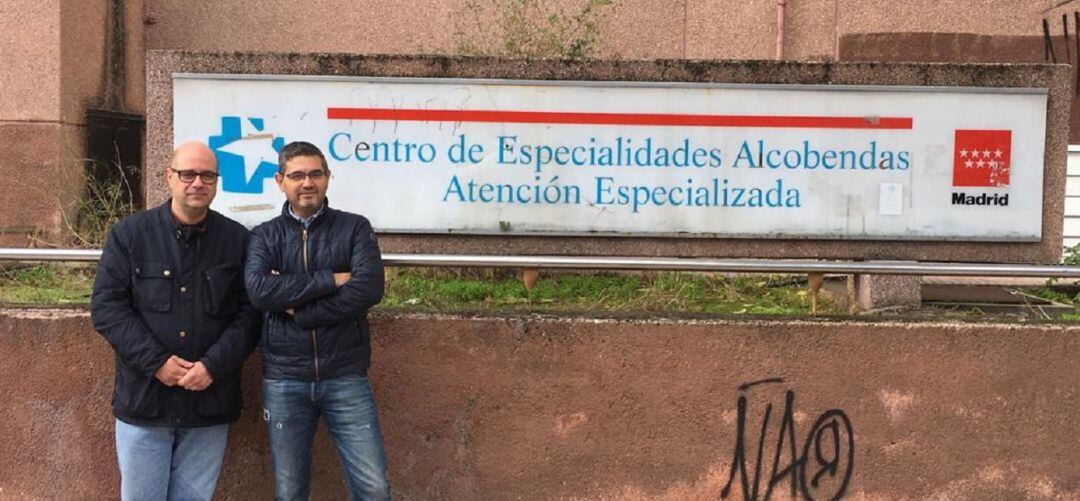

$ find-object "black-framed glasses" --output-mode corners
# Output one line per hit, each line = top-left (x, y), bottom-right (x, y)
(171, 168), (220, 184)
(283, 170), (328, 182)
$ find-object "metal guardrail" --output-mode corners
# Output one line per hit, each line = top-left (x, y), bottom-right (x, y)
(2, 247), (1080, 278)
(0, 249), (103, 262)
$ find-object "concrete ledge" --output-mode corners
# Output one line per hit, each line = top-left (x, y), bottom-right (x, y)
(856, 274), (922, 311)
(2, 309), (1079, 499)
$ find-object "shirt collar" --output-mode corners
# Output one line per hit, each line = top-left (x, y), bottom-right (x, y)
(288, 203), (325, 229)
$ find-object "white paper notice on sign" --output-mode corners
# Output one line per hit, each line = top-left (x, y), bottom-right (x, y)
(173, 75), (1048, 241)
(879, 183), (903, 216)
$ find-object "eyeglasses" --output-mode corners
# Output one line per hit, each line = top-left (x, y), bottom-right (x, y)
(171, 168), (220, 184)
(283, 170), (328, 182)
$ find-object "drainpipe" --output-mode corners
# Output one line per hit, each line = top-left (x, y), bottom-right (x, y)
(102, 0), (125, 110)
(775, 0), (787, 60)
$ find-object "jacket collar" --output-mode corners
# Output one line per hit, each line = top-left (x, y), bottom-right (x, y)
(280, 198), (331, 230)
(156, 200), (215, 238)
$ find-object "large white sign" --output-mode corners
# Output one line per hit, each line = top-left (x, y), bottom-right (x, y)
(173, 74), (1048, 241)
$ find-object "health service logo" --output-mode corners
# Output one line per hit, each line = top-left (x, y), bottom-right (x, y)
(209, 116), (284, 194)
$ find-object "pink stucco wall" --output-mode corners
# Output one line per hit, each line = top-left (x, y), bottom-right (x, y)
(2, 309), (1079, 499)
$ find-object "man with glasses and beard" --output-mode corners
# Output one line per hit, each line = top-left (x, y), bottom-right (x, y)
(245, 141), (390, 500)
(91, 141), (260, 500)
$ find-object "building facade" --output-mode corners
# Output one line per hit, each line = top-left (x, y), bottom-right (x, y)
(1, 0), (1075, 244)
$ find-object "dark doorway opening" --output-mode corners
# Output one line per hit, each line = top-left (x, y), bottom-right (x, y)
(85, 108), (144, 209)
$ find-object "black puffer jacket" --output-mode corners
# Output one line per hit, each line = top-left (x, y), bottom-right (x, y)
(245, 202), (384, 381)
(91, 203), (260, 427)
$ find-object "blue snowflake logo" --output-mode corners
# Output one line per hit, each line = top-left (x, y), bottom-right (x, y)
(209, 116), (285, 194)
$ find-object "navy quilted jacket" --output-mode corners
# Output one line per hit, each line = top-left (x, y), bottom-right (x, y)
(244, 201), (384, 381)
(91, 203), (259, 427)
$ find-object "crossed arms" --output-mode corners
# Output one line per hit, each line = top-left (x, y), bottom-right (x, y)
(244, 218), (384, 329)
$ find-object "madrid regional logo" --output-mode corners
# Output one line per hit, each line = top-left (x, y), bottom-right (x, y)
(949, 129), (1012, 207)
(952, 129), (1011, 188)
(209, 116), (285, 194)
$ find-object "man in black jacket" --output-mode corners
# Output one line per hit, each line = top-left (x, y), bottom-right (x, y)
(91, 141), (260, 500)
(245, 141), (389, 500)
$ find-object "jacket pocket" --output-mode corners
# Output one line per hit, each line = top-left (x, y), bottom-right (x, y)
(132, 262), (172, 312)
(115, 375), (164, 420)
(194, 377), (239, 420)
(259, 312), (283, 354)
(203, 264), (240, 316)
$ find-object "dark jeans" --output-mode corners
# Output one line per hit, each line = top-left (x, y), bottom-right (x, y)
(263, 376), (390, 501)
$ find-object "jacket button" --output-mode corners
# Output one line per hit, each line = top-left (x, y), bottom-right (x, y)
(134, 267), (141, 273)
(180, 286), (187, 293)
(179, 330), (186, 338)
(163, 270), (171, 277)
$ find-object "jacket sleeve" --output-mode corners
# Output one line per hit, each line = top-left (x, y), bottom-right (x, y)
(90, 225), (171, 378)
(292, 217), (384, 329)
(244, 227), (337, 312)
(200, 231), (261, 379)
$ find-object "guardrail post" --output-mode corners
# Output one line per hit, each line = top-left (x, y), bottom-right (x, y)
(521, 268), (540, 297)
(808, 272), (823, 315)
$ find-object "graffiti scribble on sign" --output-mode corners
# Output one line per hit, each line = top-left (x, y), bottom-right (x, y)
(720, 378), (854, 501)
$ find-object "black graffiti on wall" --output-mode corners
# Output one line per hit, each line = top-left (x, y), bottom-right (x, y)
(720, 378), (854, 501)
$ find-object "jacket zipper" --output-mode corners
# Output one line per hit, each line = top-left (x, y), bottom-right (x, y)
(302, 228), (320, 382)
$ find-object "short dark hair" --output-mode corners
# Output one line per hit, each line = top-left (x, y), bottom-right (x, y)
(278, 141), (329, 174)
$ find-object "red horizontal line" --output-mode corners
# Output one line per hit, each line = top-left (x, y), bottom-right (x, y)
(326, 107), (912, 129)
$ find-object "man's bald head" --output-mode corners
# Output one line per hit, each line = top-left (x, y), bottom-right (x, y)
(166, 141), (219, 223)
(171, 141), (217, 170)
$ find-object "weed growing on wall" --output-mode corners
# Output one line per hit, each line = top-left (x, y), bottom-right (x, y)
(32, 158), (138, 249)
(1063, 242), (1080, 266)
(455, 0), (615, 59)
(72, 160), (138, 247)
(1044, 243), (1080, 291)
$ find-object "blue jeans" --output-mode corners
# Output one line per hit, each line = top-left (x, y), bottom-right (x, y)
(263, 376), (390, 501)
(114, 419), (228, 501)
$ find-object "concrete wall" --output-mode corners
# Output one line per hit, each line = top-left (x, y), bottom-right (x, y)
(141, 0), (1059, 61)
(0, 0), (145, 246)
(146, 52), (1072, 264)
(0, 0), (65, 246)
(131, 0), (1080, 146)
(2, 308), (1079, 500)
(139, 0), (1080, 145)
(0, 0), (60, 122)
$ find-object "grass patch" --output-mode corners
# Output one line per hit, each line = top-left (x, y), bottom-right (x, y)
(1021, 286), (1078, 305)
(0, 264), (832, 316)
(1058, 311), (1080, 321)
(0, 264), (95, 305)
(0, 265), (832, 317)
(20, 264), (1080, 322)
(1012, 285), (1080, 321)
(383, 269), (833, 316)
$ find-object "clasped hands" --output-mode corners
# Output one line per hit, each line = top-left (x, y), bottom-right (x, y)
(157, 271), (351, 388)
(155, 355), (213, 391)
